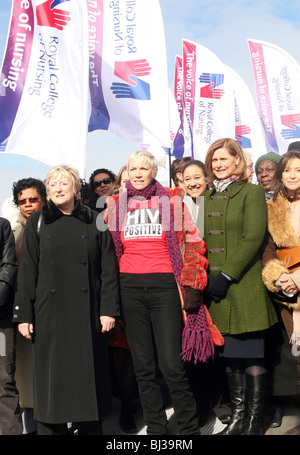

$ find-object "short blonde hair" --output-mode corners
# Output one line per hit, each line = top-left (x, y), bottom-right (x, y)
(128, 150), (158, 177)
(205, 138), (248, 184)
(46, 165), (81, 199)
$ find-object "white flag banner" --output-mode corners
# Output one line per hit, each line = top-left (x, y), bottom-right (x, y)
(182, 39), (235, 161)
(172, 54), (192, 158)
(88, 0), (171, 148)
(224, 65), (267, 165)
(248, 38), (300, 155)
(0, 0), (89, 177)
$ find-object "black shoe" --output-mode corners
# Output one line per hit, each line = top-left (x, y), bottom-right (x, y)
(119, 412), (138, 433)
(217, 370), (246, 435)
(269, 406), (283, 428)
(242, 373), (268, 435)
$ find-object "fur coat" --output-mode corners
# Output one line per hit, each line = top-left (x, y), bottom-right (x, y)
(262, 193), (300, 310)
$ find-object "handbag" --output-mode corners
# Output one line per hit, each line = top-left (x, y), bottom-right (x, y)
(107, 318), (130, 350)
(277, 247), (300, 272)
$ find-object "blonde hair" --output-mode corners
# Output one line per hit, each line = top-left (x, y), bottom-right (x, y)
(113, 165), (128, 193)
(46, 165), (81, 199)
(128, 150), (158, 177)
(205, 138), (248, 184)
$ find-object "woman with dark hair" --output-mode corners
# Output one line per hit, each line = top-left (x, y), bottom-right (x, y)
(11, 177), (47, 434)
(88, 168), (117, 212)
(12, 178), (47, 259)
(203, 138), (278, 435)
(262, 148), (300, 435)
(182, 159), (207, 232)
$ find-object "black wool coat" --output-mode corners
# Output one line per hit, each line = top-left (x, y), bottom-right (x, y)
(13, 199), (119, 424)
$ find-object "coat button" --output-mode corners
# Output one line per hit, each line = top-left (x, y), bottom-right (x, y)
(15, 306), (19, 310)
(81, 234), (87, 239)
(81, 260), (87, 265)
(50, 289), (56, 295)
(82, 288), (88, 293)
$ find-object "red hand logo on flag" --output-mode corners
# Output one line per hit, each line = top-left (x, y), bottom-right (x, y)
(37, 0), (71, 30)
(200, 82), (224, 99)
(114, 60), (151, 87)
(235, 125), (251, 137)
(281, 114), (300, 129)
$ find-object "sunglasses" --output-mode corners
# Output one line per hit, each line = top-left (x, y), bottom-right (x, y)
(18, 197), (41, 206)
(93, 178), (113, 188)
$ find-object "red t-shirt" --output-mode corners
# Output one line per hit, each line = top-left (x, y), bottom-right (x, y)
(119, 198), (173, 274)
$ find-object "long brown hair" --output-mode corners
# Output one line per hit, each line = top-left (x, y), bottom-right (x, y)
(273, 149), (300, 201)
(205, 138), (248, 185)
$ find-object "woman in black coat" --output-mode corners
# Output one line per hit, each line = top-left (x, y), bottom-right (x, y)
(13, 165), (119, 435)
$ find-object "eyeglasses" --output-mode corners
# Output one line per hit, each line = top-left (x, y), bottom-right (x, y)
(93, 178), (113, 188)
(18, 197), (41, 206)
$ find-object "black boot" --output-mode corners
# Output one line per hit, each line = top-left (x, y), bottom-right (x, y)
(217, 370), (246, 435)
(242, 373), (268, 435)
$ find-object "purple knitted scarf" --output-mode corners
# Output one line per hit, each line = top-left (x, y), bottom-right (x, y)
(181, 305), (215, 364)
(111, 179), (214, 364)
(111, 179), (184, 289)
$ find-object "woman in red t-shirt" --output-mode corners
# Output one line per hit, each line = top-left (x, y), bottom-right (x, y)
(105, 150), (212, 435)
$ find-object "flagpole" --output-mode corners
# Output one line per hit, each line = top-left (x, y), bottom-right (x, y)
(168, 147), (172, 187)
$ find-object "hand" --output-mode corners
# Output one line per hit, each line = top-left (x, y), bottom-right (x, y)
(114, 60), (151, 85)
(278, 274), (299, 294)
(100, 316), (115, 333)
(206, 272), (231, 302)
(280, 124), (300, 140)
(18, 323), (34, 340)
(200, 82), (224, 99)
(36, 0), (71, 30)
(183, 287), (202, 314)
(110, 76), (150, 100)
(199, 72), (224, 87)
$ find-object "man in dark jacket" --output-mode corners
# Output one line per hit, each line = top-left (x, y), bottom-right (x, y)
(0, 217), (22, 435)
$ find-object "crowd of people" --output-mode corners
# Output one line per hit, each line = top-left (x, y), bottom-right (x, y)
(0, 138), (299, 436)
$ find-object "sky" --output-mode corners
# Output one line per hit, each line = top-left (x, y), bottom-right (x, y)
(1, 0), (300, 215)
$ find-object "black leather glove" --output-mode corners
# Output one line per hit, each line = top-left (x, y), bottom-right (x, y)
(183, 287), (202, 314)
(206, 272), (231, 302)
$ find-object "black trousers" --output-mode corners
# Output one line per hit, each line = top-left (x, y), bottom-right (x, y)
(120, 284), (199, 435)
(0, 317), (23, 435)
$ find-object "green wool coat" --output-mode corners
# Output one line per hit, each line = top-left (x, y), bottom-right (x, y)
(200, 181), (278, 335)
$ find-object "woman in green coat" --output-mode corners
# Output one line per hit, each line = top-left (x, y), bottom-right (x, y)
(202, 138), (278, 435)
